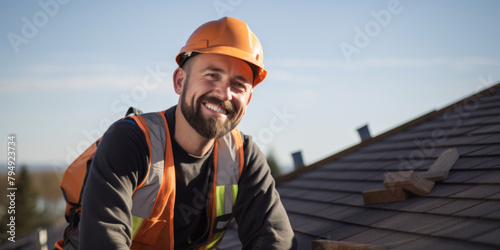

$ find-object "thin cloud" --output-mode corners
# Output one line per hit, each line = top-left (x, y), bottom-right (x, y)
(0, 62), (176, 92)
(27, 64), (124, 75)
(0, 75), (141, 91)
(452, 57), (500, 71)
(267, 57), (500, 70)
(266, 70), (325, 86)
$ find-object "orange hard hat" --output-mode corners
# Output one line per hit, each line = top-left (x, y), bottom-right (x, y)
(176, 16), (267, 87)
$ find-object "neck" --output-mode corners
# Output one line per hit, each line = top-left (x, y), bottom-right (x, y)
(174, 106), (215, 157)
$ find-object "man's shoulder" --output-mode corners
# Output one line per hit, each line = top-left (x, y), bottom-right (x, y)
(233, 130), (264, 159)
(100, 117), (148, 147)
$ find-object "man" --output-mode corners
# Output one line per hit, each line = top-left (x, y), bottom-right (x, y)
(73, 17), (295, 249)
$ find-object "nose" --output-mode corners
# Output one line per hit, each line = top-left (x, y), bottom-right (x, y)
(213, 81), (232, 101)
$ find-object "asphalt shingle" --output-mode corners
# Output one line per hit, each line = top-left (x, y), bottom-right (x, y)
(450, 185), (500, 199)
(427, 199), (484, 215)
(433, 219), (499, 240)
(455, 201), (500, 218)
(341, 228), (394, 244)
(371, 213), (459, 235)
(441, 169), (489, 183)
(471, 227), (500, 247)
(465, 170), (500, 184)
(400, 237), (498, 250)
(397, 197), (453, 212)
(320, 224), (370, 241)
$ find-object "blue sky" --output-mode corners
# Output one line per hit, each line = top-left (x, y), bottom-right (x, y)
(1, 0), (499, 173)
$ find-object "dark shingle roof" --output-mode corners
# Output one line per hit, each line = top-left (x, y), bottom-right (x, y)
(219, 83), (500, 249)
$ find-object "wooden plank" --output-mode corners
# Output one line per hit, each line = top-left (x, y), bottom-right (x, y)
(383, 170), (435, 196)
(312, 240), (385, 250)
(419, 148), (459, 181)
(362, 187), (409, 205)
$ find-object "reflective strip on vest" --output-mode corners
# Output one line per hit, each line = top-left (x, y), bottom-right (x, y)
(131, 112), (167, 219)
(213, 131), (241, 231)
(205, 231), (225, 249)
(132, 215), (144, 237)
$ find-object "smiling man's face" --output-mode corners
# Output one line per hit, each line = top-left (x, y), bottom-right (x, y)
(178, 53), (254, 139)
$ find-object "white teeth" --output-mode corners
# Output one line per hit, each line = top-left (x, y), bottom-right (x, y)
(205, 103), (226, 114)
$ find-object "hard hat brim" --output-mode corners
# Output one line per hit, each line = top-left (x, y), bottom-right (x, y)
(176, 47), (267, 87)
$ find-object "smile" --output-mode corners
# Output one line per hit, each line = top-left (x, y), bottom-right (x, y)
(204, 102), (228, 115)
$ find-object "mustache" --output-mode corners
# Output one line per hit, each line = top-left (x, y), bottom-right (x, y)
(199, 95), (235, 114)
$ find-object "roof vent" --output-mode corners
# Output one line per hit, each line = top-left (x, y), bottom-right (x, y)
(357, 124), (371, 141)
(291, 151), (305, 169)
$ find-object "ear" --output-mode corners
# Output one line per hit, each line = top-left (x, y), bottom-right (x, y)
(173, 68), (186, 95)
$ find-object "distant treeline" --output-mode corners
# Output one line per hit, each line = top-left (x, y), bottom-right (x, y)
(0, 166), (64, 243)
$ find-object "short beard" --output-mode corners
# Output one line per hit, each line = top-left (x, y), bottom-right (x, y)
(180, 79), (241, 139)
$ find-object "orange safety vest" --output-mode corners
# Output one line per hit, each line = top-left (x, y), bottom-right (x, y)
(56, 110), (244, 249)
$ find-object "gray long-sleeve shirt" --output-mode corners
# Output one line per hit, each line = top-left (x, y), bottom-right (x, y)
(79, 106), (295, 249)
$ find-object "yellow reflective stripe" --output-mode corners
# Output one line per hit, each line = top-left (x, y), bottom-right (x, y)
(205, 232), (224, 249)
(231, 184), (238, 205)
(216, 185), (225, 217)
(132, 215), (144, 238)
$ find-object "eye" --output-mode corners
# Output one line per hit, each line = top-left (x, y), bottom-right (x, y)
(205, 73), (219, 80)
(232, 82), (249, 93)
